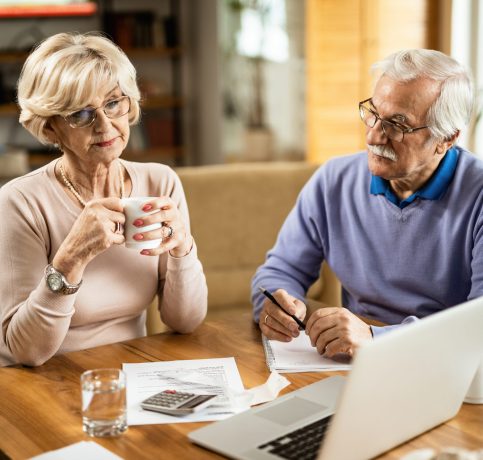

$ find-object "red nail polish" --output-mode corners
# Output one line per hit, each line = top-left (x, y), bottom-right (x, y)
(133, 219), (144, 226)
(133, 234), (144, 240)
(142, 204), (152, 211)
(141, 249), (150, 255)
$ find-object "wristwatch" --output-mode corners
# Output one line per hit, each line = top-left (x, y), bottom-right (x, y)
(45, 264), (82, 295)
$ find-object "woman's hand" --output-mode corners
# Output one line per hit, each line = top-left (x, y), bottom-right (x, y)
(259, 289), (307, 342)
(130, 196), (193, 258)
(52, 197), (125, 282)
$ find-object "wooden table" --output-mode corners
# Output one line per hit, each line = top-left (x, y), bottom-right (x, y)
(0, 311), (481, 460)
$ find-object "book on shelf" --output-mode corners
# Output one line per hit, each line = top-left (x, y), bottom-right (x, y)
(162, 15), (178, 47)
(143, 115), (175, 148)
(104, 11), (155, 49)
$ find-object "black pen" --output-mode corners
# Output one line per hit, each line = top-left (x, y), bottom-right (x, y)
(259, 286), (306, 330)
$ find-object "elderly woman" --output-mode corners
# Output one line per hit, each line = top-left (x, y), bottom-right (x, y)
(0, 32), (207, 367)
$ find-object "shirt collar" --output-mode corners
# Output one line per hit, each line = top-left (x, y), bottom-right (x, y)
(370, 147), (459, 209)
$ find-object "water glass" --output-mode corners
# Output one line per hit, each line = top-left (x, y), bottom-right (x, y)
(81, 368), (128, 437)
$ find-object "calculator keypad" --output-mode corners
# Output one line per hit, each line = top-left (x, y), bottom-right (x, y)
(144, 391), (194, 408)
(141, 390), (217, 415)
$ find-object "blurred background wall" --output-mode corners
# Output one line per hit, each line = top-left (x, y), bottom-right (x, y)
(0, 0), (481, 183)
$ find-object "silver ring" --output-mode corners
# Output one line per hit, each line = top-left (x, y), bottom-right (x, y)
(264, 314), (269, 325)
(165, 225), (174, 238)
(115, 222), (123, 234)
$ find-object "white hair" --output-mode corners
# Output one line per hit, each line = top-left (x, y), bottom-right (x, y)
(372, 49), (474, 141)
(17, 32), (141, 145)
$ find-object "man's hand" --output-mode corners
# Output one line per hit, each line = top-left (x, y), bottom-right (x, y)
(305, 308), (372, 358)
(259, 289), (306, 342)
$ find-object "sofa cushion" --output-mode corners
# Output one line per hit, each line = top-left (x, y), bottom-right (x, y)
(177, 162), (321, 310)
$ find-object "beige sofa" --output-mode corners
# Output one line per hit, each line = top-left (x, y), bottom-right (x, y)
(147, 162), (341, 334)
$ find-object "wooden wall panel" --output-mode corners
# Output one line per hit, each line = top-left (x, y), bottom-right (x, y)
(306, 0), (362, 163)
(306, 0), (439, 163)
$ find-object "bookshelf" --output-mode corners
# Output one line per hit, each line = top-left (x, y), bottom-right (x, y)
(102, 0), (184, 166)
(0, 0), (186, 177)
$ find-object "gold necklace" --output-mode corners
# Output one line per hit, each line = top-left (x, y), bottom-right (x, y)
(59, 161), (125, 208)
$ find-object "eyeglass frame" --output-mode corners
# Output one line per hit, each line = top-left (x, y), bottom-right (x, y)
(358, 98), (429, 142)
(62, 95), (131, 129)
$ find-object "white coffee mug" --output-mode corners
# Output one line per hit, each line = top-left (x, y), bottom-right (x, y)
(121, 197), (162, 250)
(464, 355), (483, 404)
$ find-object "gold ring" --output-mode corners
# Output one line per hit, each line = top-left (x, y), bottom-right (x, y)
(264, 314), (269, 325)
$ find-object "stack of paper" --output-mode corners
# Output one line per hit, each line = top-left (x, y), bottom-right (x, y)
(262, 334), (352, 373)
(122, 358), (291, 425)
(30, 441), (122, 459)
(123, 358), (245, 425)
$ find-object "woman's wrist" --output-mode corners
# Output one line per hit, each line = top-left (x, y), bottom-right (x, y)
(169, 235), (194, 258)
(52, 248), (86, 284)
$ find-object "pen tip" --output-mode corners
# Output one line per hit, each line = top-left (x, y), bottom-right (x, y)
(258, 286), (265, 293)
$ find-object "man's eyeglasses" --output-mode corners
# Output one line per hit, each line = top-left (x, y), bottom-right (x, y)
(358, 98), (429, 142)
(63, 95), (131, 128)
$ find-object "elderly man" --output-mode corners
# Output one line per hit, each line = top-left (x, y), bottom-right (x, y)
(252, 49), (482, 357)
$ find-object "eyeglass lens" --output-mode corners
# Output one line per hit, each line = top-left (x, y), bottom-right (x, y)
(359, 104), (404, 142)
(66, 96), (130, 128)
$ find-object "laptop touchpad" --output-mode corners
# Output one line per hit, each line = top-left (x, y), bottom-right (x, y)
(256, 396), (327, 426)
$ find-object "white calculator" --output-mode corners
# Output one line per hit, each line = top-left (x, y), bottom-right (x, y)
(141, 389), (217, 416)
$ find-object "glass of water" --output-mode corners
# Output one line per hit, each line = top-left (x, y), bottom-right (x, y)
(81, 368), (128, 437)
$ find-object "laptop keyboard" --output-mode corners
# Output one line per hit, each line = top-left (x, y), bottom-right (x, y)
(257, 415), (333, 460)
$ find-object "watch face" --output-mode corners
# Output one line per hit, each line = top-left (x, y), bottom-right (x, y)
(47, 273), (63, 292)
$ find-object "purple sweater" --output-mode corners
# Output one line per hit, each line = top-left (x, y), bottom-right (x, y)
(252, 147), (483, 335)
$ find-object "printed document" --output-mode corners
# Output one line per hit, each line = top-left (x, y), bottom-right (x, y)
(263, 334), (352, 373)
(123, 358), (246, 425)
(30, 441), (122, 460)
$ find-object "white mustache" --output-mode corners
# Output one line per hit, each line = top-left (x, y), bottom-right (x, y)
(368, 144), (398, 162)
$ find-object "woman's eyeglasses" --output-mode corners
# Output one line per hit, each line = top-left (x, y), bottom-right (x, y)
(63, 95), (131, 128)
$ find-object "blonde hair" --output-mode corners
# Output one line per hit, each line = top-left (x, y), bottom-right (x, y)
(17, 32), (141, 145)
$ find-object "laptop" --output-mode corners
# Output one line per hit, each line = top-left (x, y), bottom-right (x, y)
(189, 296), (483, 460)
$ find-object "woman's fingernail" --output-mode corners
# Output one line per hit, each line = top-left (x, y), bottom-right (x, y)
(133, 219), (144, 226)
(142, 204), (152, 211)
(141, 249), (150, 255)
(133, 234), (144, 240)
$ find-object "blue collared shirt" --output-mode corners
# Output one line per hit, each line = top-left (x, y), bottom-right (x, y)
(370, 147), (459, 209)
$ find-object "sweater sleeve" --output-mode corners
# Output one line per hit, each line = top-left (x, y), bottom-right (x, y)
(251, 168), (327, 322)
(157, 170), (207, 332)
(468, 204), (483, 300)
(0, 186), (75, 366)
(370, 316), (419, 337)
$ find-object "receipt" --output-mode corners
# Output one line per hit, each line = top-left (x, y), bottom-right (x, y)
(246, 371), (291, 406)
